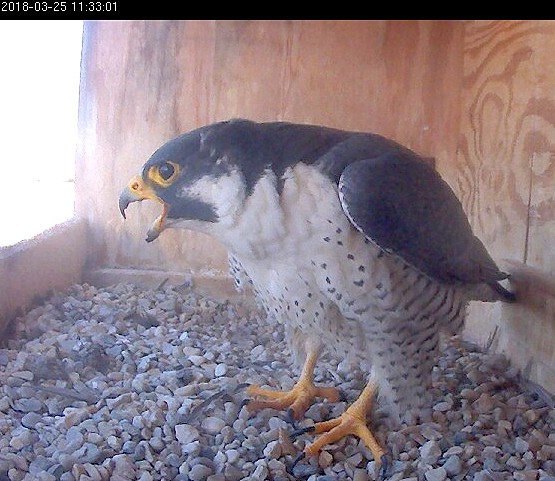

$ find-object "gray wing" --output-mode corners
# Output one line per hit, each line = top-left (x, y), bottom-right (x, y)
(337, 151), (510, 287)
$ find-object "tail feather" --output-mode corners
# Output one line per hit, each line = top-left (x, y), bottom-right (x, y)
(504, 260), (555, 311)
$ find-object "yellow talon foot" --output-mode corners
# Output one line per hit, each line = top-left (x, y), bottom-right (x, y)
(246, 380), (340, 420)
(245, 347), (340, 420)
(303, 381), (386, 469)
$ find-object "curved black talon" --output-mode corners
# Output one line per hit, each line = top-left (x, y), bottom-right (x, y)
(287, 452), (306, 475)
(338, 389), (348, 403)
(379, 453), (390, 480)
(291, 425), (315, 438)
(286, 408), (298, 429)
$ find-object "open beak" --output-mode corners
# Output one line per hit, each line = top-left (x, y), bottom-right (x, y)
(119, 175), (168, 243)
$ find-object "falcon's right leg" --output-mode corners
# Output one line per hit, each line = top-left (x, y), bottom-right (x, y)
(245, 345), (340, 420)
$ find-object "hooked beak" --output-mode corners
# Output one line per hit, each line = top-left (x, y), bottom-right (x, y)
(119, 175), (168, 243)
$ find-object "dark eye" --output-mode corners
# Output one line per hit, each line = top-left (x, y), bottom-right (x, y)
(159, 162), (175, 181)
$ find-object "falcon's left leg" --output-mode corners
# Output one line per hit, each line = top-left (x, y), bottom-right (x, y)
(300, 380), (386, 466)
(246, 346), (340, 420)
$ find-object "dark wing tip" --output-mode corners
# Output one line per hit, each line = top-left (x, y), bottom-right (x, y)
(489, 279), (517, 302)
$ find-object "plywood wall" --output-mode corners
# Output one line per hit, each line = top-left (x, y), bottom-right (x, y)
(76, 20), (464, 276)
(450, 21), (555, 393)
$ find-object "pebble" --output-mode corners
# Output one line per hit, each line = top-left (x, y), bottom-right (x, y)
(0, 282), (553, 481)
(263, 440), (282, 458)
(424, 467), (447, 481)
(443, 446), (463, 457)
(9, 427), (33, 450)
(420, 440), (442, 464)
(442, 454), (462, 475)
(175, 424), (199, 444)
(433, 401), (451, 412)
(473, 392), (495, 414)
(292, 462), (319, 478)
(189, 355), (207, 367)
(111, 453), (136, 475)
(226, 448), (240, 463)
(224, 464), (244, 481)
(0, 395), (10, 411)
(188, 463), (213, 481)
(252, 463), (269, 480)
(207, 475), (225, 481)
(13, 397), (42, 412)
(201, 416), (226, 434)
(21, 411), (43, 428)
(516, 436), (530, 453)
(319, 450), (334, 468)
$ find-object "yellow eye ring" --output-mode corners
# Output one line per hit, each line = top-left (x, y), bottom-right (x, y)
(148, 161), (180, 186)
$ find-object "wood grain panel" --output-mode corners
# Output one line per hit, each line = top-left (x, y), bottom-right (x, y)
(458, 21), (555, 393)
(207, 20), (463, 160)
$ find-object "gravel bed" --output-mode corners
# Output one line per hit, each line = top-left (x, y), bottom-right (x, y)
(1, 282), (554, 481)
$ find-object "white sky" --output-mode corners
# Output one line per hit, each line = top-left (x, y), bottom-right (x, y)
(0, 21), (82, 246)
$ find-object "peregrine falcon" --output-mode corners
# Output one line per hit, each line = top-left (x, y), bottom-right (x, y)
(119, 119), (515, 468)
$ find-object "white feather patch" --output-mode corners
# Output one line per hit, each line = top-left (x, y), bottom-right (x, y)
(178, 169), (246, 226)
(223, 169), (286, 258)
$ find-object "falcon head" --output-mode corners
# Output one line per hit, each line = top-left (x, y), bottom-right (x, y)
(119, 120), (254, 242)
(119, 118), (349, 243)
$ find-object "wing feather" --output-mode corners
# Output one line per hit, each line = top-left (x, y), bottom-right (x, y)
(338, 152), (508, 286)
